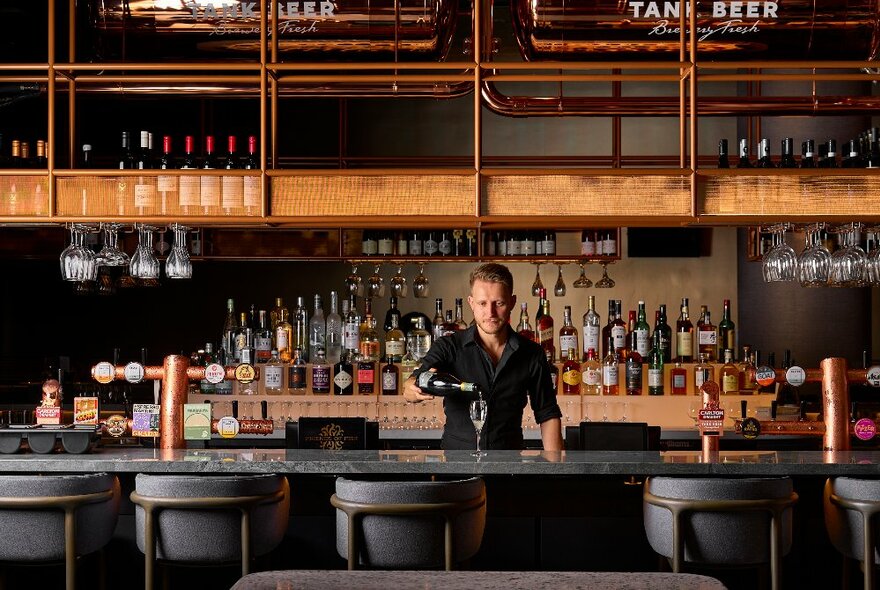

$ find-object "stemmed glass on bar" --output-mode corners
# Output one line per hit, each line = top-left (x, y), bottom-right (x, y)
(469, 399), (487, 457)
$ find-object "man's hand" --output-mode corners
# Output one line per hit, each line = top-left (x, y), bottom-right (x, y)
(403, 370), (435, 403)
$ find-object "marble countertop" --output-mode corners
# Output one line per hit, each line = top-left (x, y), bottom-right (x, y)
(0, 447), (878, 476)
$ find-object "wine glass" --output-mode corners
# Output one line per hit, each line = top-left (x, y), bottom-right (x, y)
(469, 399), (487, 457)
(129, 224), (160, 279)
(867, 230), (880, 286)
(531, 263), (544, 296)
(830, 223), (867, 287)
(367, 264), (385, 298)
(573, 262), (592, 288)
(96, 223), (129, 267)
(390, 265), (408, 297)
(594, 263), (615, 288)
(761, 224), (797, 282)
(413, 263), (430, 298)
(165, 223), (193, 279)
(553, 264), (566, 296)
(345, 264), (364, 297)
(797, 223), (831, 287)
(60, 224), (99, 282)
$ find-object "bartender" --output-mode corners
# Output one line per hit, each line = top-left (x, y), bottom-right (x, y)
(403, 263), (563, 451)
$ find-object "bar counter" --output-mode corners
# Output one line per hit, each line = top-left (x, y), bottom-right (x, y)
(2, 448), (880, 476)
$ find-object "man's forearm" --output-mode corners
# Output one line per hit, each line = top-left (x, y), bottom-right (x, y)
(540, 417), (563, 451)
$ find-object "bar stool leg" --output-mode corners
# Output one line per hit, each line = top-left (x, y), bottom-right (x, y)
(864, 511), (875, 590)
(444, 517), (454, 571)
(144, 508), (156, 590)
(240, 509), (251, 577)
(770, 513), (781, 590)
(64, 508), (76, 590)
(671, 509), (684, 573)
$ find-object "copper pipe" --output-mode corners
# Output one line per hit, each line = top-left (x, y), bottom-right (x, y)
(160, 355), (189, 450)
(473, 0), (482, 217)
(46, 0), (55, 218)
(821, 357), (851, 452)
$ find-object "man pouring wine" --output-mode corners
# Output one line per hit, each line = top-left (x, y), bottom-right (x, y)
(403, 263), (563, 451)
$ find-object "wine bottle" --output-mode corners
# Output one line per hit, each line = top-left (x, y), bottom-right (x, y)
(756, 138), (774, 168)
(81, 143), (93, 168)
(842, 139), (862, 168)
(656, 304), (672, 363)
(222, 134), (244, 211)
(242, 135), (260, 213)
(779, 137), (797, 168)
(717, 138), (729, 168)
(417, 371), (482, 396)
(800, 139), (816, 168)
(718, 299), (736, 359)
(200, 134), (220, 214)
(118, 131), (136, 169)
(736, 139), (752, 168)
(674, 298), (693, 362)
(136, 130), (152, 169)
(820, 139), (837, 168)
(34, 139), (48, 168)
(179, 135), (199, 213)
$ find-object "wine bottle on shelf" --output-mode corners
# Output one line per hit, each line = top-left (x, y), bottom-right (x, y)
(136, 130), (152, 169)
(842, 139), (862, 168)
(656, 304), (672, 363)
(779, 137), (797, 168)
(34, 139), (47, 168)
(222, 135), (244, 211)
(179, 135), (200, 214)
(558, 305), (578, 362)
(118, 131), (135, 169)
(81, 144), (93, 168)
(242, 135), (260, 213)
(417, 371), (482, 396)
(717, 138), (729, 169)
(582, 295), (601, 361)
(820, 139), (837, 168)
(736, 139), (752, 168)
(158, 136), (174, 169)
(800, 139), (816, 168)
(134, 131), (156, 214)
(19, 141), (31, 169)
(756, 138), (774, 168)
(718, 299), (736, 359)
(200, 134), (220, 214)
(648, 331), (664, 396)
(674, 298), (693, 363)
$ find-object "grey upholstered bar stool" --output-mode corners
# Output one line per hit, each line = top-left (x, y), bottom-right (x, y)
(824, 477), (880, 589)
(644, 476), (797, 590)
(131, 474), (289, 590)
(0, 473), (120, 590)
(331, 477), (486, 570)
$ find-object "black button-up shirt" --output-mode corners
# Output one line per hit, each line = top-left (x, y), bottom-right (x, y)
(413, 324), (562, 450)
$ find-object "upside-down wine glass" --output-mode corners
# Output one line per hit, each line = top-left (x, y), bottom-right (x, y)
(531, 263), (544, 296)
(165, 223), (192, 279)
(573, 262), (592, 288)
(96, 223), (129, 267)
(469, 399), (487, 457)
(761, 224), (797, 282)
(553, 264), (566, 296)
(390, 265), (408, 298)
(129, 224), (160, 280)
(345, 264), (364, 297)
(594, 263), (615, 288)
(797, 223), (831, 287)
(413, 263), (430, 298)
(830, 223), (867, 287)
(867, 229), (880, 286)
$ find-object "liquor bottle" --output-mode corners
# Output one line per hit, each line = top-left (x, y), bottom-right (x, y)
(562, 348), (581, 395)
(842, 139), (862, 168)
(9, 140), (20, 169)
(253, 310), (273, 364)
(325, 291), (343, 365)
(625, 345), (643, 395)
(440, 310), (458, 337)
(81, 143), (93, 168)
(136, 130), (152, 169)
(717, 138), (729, 169)
(359, 298), (381, 362)
(601, 300), (615, 360)
(697, 307), (717, 362)
(581, 230), (596, 256)
(233, 312), (251, 364)
(517, 302), (535, 341)
(417, 371), (482, 396)
(408, 231), (423, 256)
(582, 349), (601, 395)
(718, 299), (736, 359)
(647, 331), (664, 396)
(454, 298), (468, 330)
(292, 295), (310, 361)
(625, 310), (637, 359)
(779, 137), (797, 168)
(409, 317), (432, 360)
(309, 294), (326, 362)
(736, 139), (752, 168)
(288, 348), (307, 392)
(19, 141), (30, 168)
(342, 298), (360, 360)
(776, 349), (801, 407)
(200, 134), (220, 214)
(720, 349), (739, 395)
(215, 347), (234, 395)
(311, 347), (331, 394)
(559, 305), (578, 361)
(634, 301), (651, 358)
(610, 301), (626, 361)
(756, 138), (774, 168)
(738, 345), (757, 393)
(384, 296), (402, 333)
(357, 358), (375, 394)
(602, 336), (619, 396)
(264, 349), (283, 393)
(200, 342), (216, 394)
(119, 131), (136, 169)
(275, 307), (293, 363)
(582, 295), (601, 361)
(538, 296), (555, 362)
(432, 298), (444, 340)
(800, 139), (816, 168)
(270, 297), (288, 331)
(221, 298), (237, 356)
(158, 136), (174, 169)
(694, 352), (715, 391)
(674, 298), (693, 363)
(384, 314), (406, 363)
(34, 139), (48, 168)
(670, 362), (687, 395)
(382, 358), (400, 395)
(243, 135), (260, 212)
(333, 351), (354, 395)
(820, 139), (838, 168)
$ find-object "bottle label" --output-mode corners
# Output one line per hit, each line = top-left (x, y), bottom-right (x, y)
(581, 239), (595, 256)
(385, 340), (405, 356)
(497, 240), (508, 256)
(539, 327), (554, 346)
(438, 238), (452, 255)
(409, 239), (423, 255)
(699, 329), (717, 346)
(157, 175), (178, 193)
(603, 238), (617, 255)
(275, 328), (289, 351)
(424, 239), (438, 255)
(507, 240), (522, 255)
(362, 239), (378, 255)
(672, 372), (686, 390)
(521, 240), (536, 255)
(635, 330), (650, 356)
(134, 183), (156, 208)
(378, 238), (394, 255)
(357, 367), (375, 385)
(559, 335), (577, 356)
(695, 368), (706, 389)
(200, 176), (220, 206)
(584, 326), (600, 355)
(562, 368), (581, 386)
(221, 176), (244, 209)
(602, 364), (618, 386)
(611, 326), (626, 349)
(312, 366), (330, 392)
(243, 176), (261, 208)
(542, 239), (556, 255)
(382, 372), (398, 393)
(288, 366), (306, 389)
(626, 363), (642, 390)
(264, 366), (283, 389)
(179, 176), (200, 206)
(722, 374), (739, 393)
(343, 324), (359, 350)
(334, 369), (352, 390)
(676, 332), (693, 357)
(648, 368), (663, 388)
(584, 367), (601, 386)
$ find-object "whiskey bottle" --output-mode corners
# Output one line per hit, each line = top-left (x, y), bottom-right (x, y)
(517, 302), (535, 342)
(720, 349), (739, 394)
(779, 137), (797, 168)
(264, 349), (283, 393)
(697, 307), (717, 362)
(384, 314), (406, 363)
(582, 349), (601, 395)
(718, 299), (736, 359)
(610, 301), (626, 362)
(674, 298), (693, 363)
(538, 296), (555, 362)
(670, 362), (687, 395)
(288, 347), (307, 392)
(358, 298), (381, 362)
(454, 298), (468, 330)
(558, 305), (578, 361)
(634, 301), (651, 358)
(602, 336), (619, 396)
(656, 304), (672, 363)
(625, 346), (643, 396)
(562, 348), (581, 395)
(647, 331), (664, 396)
(694, 352), (715, 391)
(582, 295), (601, 360)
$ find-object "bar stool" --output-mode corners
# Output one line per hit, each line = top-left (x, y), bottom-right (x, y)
(824, 477), (880, 589)
(131, 474), (289, 590)
(643, 476), (797, 590)
(331, 477), (486, 570)
(0, 473), (120, 590)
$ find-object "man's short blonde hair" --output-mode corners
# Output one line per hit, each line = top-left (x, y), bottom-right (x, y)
(469, 263), (514, 293)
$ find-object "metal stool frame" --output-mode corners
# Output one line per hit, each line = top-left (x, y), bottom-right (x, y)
(130, 478), (288, 590)
(330, 491), (486, 571)
(826, 478), (880, 590)
(644, 477), (798, 590)
(0, 477), (119, 590)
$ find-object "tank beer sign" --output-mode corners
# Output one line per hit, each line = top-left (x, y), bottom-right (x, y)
(626, 0), (779, 41)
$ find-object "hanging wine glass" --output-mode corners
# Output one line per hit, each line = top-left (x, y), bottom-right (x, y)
(595, 263), (615, 288)
(390, 265), (408, 298)
(345, 264), (364, 297)
(367, 264), (385, 298)
(573, 262), (592, 288)
(129, 224), (160, 280)
(96, 223), (129, 267)
(553, 264), (566, 296)
(531, 263), (544, 296)
(413, 263), (430, 298)
(165, 223), (192, 279)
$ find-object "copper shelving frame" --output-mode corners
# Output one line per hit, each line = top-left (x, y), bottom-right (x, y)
(1, 0), (879, 228)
